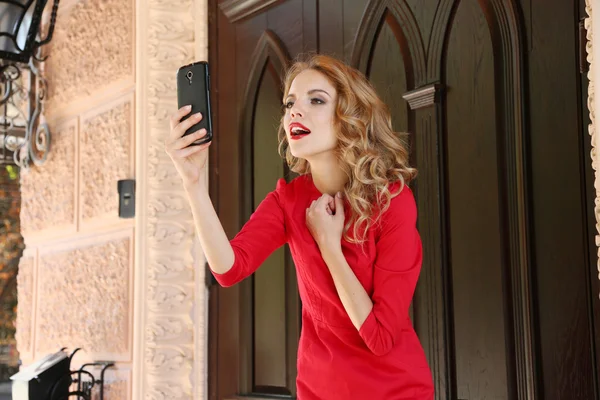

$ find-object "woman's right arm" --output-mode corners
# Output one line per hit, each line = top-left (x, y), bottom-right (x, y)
(166, 106), (287, 286)
(184, 181), (236, 275)
(165, 106), (235, 275)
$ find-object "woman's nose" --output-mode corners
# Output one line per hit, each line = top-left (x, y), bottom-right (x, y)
(290, 104), (303, 118)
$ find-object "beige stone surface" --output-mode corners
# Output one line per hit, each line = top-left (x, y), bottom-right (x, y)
(20, 119), (77, 235)
(90, 366), (131, 400)
(94, 379), (129, 400)
(35, 233), (132, 361)
(15, 255), (35, 360)
(19, 1), (137, 390)
(45, 0), (134, 114)
(80, 95), (135, 224)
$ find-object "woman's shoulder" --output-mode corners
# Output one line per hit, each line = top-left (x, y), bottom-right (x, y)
(378, 181), (417, 223)
(389, 180), (415, 201)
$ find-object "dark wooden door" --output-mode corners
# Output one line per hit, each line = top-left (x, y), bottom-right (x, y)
(207, 1), (600, 399)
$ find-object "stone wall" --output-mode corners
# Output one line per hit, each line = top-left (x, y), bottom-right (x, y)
(16, 0), (209, 398)
(17, 0), (136, 396)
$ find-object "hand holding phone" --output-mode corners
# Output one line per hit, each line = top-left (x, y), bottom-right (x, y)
(165, 106), (211, 187)
(165, 61), (213, 188)
(176, 61), (213, 145)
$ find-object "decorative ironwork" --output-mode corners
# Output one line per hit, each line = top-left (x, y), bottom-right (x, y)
(0, 0), (60, 168)
(48, 348), (115, 400)
(10, 347), (115, 400)
(0, 53), (50, 167)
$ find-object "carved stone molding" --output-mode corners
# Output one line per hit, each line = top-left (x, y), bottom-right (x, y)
(134, 0), (207, 398)
(584, 1), (600, 297)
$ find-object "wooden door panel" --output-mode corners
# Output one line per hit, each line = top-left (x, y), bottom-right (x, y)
(525, 0), (596, 398)
(445, 1), (509, 398)
(264, 0), (304, 56)
(218, 0), (287, 22)
(317, 0), (344, 58)
(208, 2), (242, 398)
(241, 27), (298, 398)
(367, 12), (411, 134)
(252, 63), (290, 391)
(317, 0), (369, 61)
(209, 1), (600, 399)
(352, 1), (426, 86)
(405, 0), (438, 49)
(580, 0), (600, 392)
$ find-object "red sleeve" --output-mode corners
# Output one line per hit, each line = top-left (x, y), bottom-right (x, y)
(211, 178), (287, 287)
(358, 186), (422, 356)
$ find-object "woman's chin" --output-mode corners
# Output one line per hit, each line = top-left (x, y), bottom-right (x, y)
(290, 146), (338, 162)
(289, 146), (310, 159)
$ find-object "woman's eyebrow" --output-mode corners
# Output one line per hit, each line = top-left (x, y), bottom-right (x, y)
(307, 89), (331, 98)
(285, 89), (331, 100)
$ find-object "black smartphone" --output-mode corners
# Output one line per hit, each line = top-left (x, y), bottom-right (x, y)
(176, 61), (213, 145)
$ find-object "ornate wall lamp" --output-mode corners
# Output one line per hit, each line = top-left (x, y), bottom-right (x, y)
(0, 0), (59, 168)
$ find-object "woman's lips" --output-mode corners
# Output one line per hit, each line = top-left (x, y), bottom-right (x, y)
(289, 122), (311, 140)
(290, 133), (309, 140)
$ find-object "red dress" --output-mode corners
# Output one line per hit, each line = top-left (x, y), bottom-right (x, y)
(212, 174), (434, 400)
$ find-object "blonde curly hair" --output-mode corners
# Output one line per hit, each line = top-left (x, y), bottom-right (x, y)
(278, 54), (417, 244)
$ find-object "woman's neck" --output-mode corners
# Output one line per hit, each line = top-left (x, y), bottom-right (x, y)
(308, 153), (348, 195)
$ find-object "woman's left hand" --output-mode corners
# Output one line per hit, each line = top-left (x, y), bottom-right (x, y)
(306, 192), (345, 250)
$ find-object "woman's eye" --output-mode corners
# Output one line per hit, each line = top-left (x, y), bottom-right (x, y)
(283, 98), (323, 109)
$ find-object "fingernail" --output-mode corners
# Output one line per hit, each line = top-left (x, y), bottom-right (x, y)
(185, 105), (192, 110)
(195, 112), (202, 119)
(336, 192), (342, 198)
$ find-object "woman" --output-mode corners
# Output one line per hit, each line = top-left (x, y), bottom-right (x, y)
(166, 54), (434, 399)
